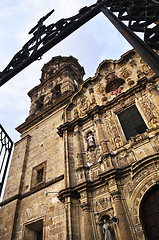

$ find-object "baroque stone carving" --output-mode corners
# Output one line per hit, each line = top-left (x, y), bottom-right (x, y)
(107, 112), (123, 149)
(137, 93), (159, 128)
(73, 107), (79, 119)
(90, 165), (99, 180)
(115, 151), (129, 167)
(97, 82), (107, 101)
(121, 69), (132, 79)
(78, 95), (90, 116)
(86, 146), (101, 164)
(94, 197), (112, 213)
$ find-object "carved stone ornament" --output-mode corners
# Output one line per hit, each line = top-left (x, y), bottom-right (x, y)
(108, 113), (123, 149)
(97, 83), (107, 101)
(94, 198), (109, 212)
(78, 95), (90, 116)
(137, 94), (159, 128)
(121, 69), (132, 79)
(86, 146), (101, 164)
(73, 107), (79, 119)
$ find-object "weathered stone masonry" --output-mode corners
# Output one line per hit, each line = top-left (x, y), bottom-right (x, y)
(0, 50), (159, 240)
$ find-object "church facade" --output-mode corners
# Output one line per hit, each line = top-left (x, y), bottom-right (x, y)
(0, 50), (159, 240)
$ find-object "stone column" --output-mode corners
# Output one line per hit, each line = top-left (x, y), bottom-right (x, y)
(65, 196), (73, 240)
(81, 202), (94, 240)
(63, 129), (71, 188)
(94, 113), (109, 154)
(111, 191), (133, 240)
(74, 125), (84, 167)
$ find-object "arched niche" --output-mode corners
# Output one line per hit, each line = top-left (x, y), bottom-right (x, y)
(98, 214), (116, 240)
(106, 74), (125, 96)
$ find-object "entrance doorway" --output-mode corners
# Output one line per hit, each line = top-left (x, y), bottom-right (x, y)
(140, 186), (159, 240)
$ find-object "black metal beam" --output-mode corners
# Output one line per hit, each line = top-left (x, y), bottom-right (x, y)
(0, 0), (108, 87)
(101, 5), (159, 76)
(1, 0), (159, 87)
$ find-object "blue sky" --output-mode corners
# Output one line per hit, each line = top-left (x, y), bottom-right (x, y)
(0, 0), (131, 143)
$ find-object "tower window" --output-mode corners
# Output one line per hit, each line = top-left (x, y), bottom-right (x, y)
(36, 168), (44, 184)
(118, 105), (147, 140)
(31, 162), (46, 188)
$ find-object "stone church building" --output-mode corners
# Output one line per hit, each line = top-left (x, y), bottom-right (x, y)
(0, 49), (159, 240)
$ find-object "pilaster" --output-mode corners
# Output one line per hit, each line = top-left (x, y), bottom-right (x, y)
(109, 178), (133, 240)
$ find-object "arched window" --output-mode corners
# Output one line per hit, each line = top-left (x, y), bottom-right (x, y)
(140, 185), (159, 240)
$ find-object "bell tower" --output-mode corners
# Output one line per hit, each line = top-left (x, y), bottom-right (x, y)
(28, 55), (84, 117)
(0, 56), (84, 240)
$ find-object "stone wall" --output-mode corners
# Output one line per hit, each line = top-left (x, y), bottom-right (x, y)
(0, 51), (159, 240)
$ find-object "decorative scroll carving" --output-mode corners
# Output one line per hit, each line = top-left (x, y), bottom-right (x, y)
(104, 113), (115, 151)
(90, 94), (97, 108)
(78, 95), (90, 116)
(127, 77), (135, 86)
(86, 146), (101, 164)
(115, 150), (131, 168)
(108, 112), (123, 149)
(93, 197), (112, 212)
(121, 69), (132, 79)
(129, 58), (137, 67)
(73, 107), (79, 119)
(90, 164), (100, 180)
(97, 82), (107, 102)
(137, 93), (159, 128)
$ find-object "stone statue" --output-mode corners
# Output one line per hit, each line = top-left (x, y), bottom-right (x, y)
(87, 132), (96, 148)
(102, 220), (112, 240)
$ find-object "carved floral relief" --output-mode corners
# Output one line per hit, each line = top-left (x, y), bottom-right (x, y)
(137, 93), (159, 128)
(104, 111), (123, 149)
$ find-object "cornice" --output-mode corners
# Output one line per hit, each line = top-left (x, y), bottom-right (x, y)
(0, 174), (64, 207)
(58, 153), (159, 202)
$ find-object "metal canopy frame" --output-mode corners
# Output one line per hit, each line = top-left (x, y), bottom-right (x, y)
(0, 0), (159, 87)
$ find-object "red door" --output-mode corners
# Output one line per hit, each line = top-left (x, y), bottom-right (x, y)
(141, 186), (159, 240)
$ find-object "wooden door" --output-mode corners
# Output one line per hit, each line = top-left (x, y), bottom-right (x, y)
(141, 186), (159, 240)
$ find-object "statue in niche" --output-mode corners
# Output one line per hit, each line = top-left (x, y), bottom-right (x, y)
(87, 132), (96, 150)
(102, 219), (112, 240)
